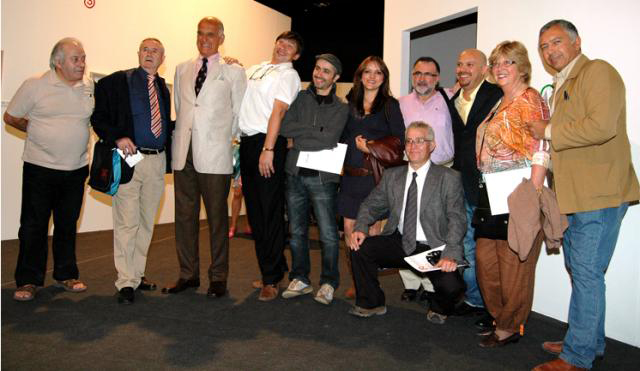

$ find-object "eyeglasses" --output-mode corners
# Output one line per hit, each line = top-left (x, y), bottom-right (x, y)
(490, 60), (517, 69)
(249, 65), (278, 81)
(412, 71), (439, 78)
(405, 137), (431, 145)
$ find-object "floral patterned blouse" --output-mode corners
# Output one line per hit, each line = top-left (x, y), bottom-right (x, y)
(476, 87), (550, 174)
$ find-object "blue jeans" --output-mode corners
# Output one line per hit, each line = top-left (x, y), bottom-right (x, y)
(285, 174), (340, 289)
(463, 200), (485, 308)
(560, 203), (628, 369)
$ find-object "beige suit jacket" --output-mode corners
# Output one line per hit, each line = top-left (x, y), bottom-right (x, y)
(172, 57), (247, 173)
(550, 55), (639, 213)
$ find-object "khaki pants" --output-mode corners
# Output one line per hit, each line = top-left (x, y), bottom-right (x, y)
(475, 231), (543, 333)
(113, 153), (166, 290)
(398, 270), (434, 292)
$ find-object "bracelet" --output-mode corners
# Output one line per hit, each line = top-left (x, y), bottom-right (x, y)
(262, 147), (274, 152)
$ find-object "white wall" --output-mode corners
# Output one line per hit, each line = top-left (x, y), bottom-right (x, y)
(385, 0), (640, 347)
(1, 0), (290, 239)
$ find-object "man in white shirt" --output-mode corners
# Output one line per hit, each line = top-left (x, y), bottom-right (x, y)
(4, 38), (94, 301)
(238, 31), (303, 301)
(348, 122), (466, 324)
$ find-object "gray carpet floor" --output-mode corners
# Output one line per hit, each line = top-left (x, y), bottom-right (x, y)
(2, 219), (639, 370)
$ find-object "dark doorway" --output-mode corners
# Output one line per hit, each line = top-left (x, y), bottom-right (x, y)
(409, 12), (477, 89)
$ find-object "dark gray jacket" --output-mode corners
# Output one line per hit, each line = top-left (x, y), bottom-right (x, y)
(280, 85), (349, 184)
(354, 164), (466, 262)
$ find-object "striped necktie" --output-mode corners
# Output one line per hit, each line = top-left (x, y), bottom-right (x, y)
(148, 74), (162, 138)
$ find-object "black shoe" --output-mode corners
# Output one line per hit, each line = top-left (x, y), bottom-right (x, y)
(400, 289), (418, 301)
(161, 278), (200, 294)
(207, 281), (227, 298)
(475, 313), (495, 330)
(454, 302), (487, 316)
(137, 277), (157, 291)
(118, 287), (135, 304)
(419, 290), (434, 302)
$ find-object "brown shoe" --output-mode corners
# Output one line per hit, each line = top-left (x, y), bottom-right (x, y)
(344, 286), (355, 299)
(532, 358), (586, 371)
(541, 341), (604, 361)
(478, 332), (520, 348)
(542, 341), (563, 355)
(258, 284), (279, 301)
(252, 280), (263, 289)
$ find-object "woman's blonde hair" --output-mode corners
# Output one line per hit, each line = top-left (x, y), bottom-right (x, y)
(488, 40), (532, 85)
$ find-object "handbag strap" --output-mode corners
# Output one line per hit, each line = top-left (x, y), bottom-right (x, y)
(107, 150), (121, 196)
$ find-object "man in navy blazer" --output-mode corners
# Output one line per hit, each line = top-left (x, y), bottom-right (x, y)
(349, 122), (466, 323)
(443, 49), (503, 323)
(92, 38), (173, 304)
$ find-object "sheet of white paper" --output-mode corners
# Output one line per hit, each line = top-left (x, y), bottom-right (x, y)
(116, 149), (144, 167)
(296, 143), (347, 175)
(404, 245), (469, 272)
(404, 245), (446, 272)
(483, 167), (547, 215)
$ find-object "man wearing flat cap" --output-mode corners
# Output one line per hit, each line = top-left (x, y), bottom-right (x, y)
(279, 54), (349, 305)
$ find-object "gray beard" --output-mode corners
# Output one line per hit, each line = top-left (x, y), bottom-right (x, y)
(415, 87), (434, 96)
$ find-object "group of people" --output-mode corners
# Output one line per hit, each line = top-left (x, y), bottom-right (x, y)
(4, 16), (638, 371)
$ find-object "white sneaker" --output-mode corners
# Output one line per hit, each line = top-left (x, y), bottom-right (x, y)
(314, 283), (334, 305)
(281, 279), (313, 299)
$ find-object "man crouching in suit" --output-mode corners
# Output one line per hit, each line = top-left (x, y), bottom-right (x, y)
(92, 38), (173, 304)
(349, 121), (466, 324)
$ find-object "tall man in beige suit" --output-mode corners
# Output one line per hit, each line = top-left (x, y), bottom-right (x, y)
(529, 20), (639, 371)
(163, 17), (247, 297)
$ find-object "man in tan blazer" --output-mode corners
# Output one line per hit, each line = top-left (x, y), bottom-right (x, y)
(529, 20), (639, 371)
(163, 17), (246, 298)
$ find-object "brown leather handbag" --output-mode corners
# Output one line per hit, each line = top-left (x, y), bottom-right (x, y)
(365, 136), (406, 184)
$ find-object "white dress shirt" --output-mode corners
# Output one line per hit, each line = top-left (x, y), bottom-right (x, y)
(238, 61), (301, 135)
(398, 160), (431, 242)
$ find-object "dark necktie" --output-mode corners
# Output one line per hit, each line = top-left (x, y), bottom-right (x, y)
(195, 57), (208, 96)
(402, 172), (418, 255)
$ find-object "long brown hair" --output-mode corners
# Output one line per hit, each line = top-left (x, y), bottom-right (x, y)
(347, 56), (393, 118)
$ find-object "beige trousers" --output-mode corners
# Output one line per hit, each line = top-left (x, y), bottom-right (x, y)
(398, 269), (435, 292)
(113, 152), (166, 290)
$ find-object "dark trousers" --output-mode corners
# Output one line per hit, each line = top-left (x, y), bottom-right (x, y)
(240, 133), (288, 285)
(174, 146), (230, 283)
(15, 162), (88, 287)
(351, 231), (465, 314)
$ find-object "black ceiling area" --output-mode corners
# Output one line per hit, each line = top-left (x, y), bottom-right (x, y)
(254, 0), (384, 82)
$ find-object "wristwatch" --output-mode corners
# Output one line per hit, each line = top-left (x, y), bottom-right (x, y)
(262, 147), (274, 152)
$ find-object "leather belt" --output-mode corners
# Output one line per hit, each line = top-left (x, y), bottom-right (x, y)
(138, 147), (165, 155)
(344, 165), (371, 177)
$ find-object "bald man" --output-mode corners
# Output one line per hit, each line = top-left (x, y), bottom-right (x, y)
(442, 49), (502, 325)
(4, 37), (94, 301)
